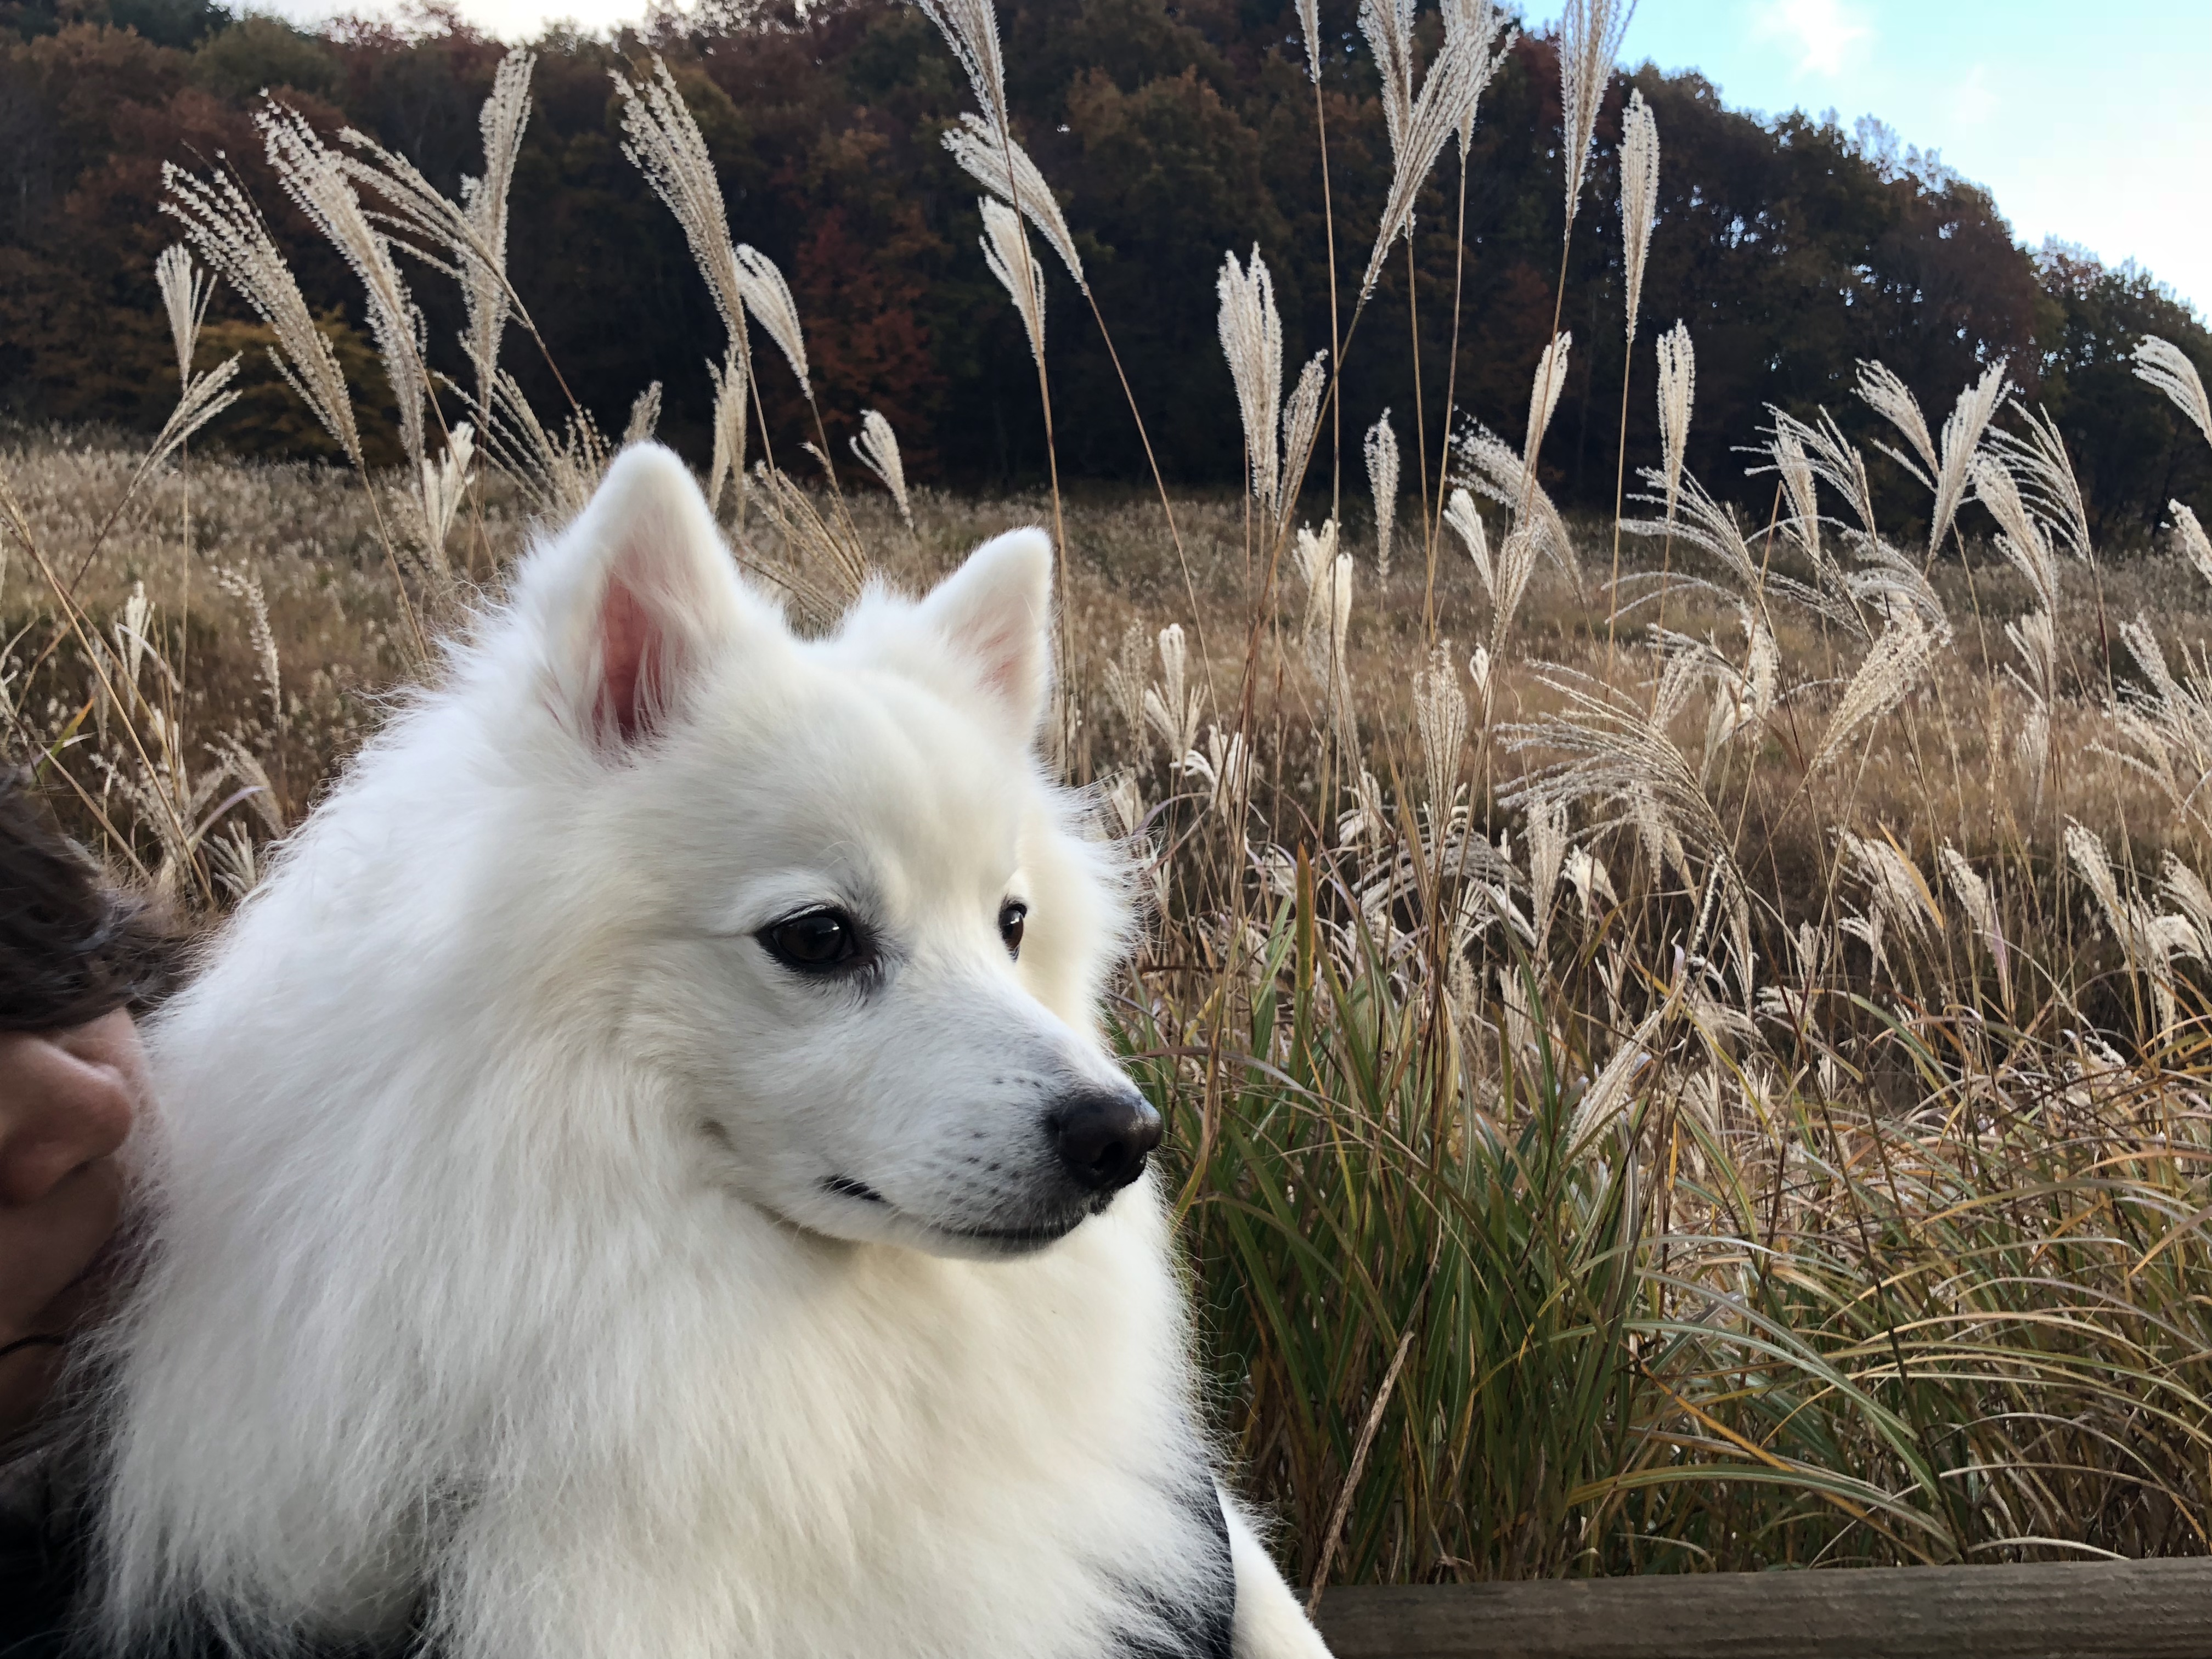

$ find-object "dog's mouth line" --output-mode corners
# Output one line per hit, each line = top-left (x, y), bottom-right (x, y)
(819, 1174), (1085, 1247)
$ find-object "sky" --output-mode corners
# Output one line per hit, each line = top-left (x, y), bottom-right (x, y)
(1626, 1), (2211, 314)
(251, 0), (2212, 314)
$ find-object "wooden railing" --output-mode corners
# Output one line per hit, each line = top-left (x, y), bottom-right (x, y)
(1312, 1559), (2212, 1658)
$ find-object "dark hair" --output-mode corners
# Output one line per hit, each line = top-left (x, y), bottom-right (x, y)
(0, 768), (176, 1032)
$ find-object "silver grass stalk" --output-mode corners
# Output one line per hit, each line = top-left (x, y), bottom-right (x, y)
(731, 245), (811, 397)
(980, 198), (1047, 370)
(261, 103), (430, 470)
(614, 59), (751, 369)
(1102, 622), (1152, 741)
(623, 382), (663, 446)
(1187, 725), (1253, 823)
(1765, 404), (1874, 537)
(1618, 88), (1658, 343)
(1925, 360), (2008, 555)
(2066, 820), (2183, 1033)
(2134, 335), (2211, 449)
(1296, 0), (1324, 80)
(148, 245), (240, 471)
(1984, 400), (2092, 563)
(1413, 642), (1468, 821)
(1808, 612), (1936, 776)
(416, 422), (475, 573)
(706, 345), (748, 517)
(1972, 450), (2058, 612)
(2004, 611), (2057, 812)
(2173, 501), (2212, 589)
(459, 50), (532, 406)
(2099, 620), (2212, 832)
(1443, 0), (1513, 155)
(1844, 538), (1949, 641)
(1364, 410), (1399, 578)
(2005, 606), (2058, 707)
(145, 356), (242, 474)
(1217, 246), (1283, 517)
(944, 113), (1084, 288)
(1768, 422), (1820, 563)
(1525, 331), (1572, 461)
(1557, 0), (1637, 226)
(910, 0), (1009, 129)
(1858, 358), (2012, 554)
(474, 366), (610, 517)
(1292, 518), (1339, 645)
(1655, 321), (1694, 522)
(1311, 552), (1358, 754)
(1565, 1004), (1664, 1156)
(1623, 464), (1838, 624)
(1454, 425), (1578, 589)
(1143, 623), (1205, 764)
(749, 461), (870, 620)
(1853, 358), (1937, 486)
(850, 409), (913, 531)
(1501, 665), (1729, 867)
(154, 245), (211, 390)
(1444, 487), (1492, 596)
(2165, 854), (2212, 961)
(1361, 0), (1415, 159)
(1358, 19), (1495, 298)
(161, 163), (363, 469)
(117, 582), (150, 693)
(1842, 833), (1941, 947)
(1279, 352), (1328, 530)
(2004, 603), (2056, 803)
(343, 49), (538, 419)
(1940, 843), (2008, 1003)
(1487, 521), (1541, 648)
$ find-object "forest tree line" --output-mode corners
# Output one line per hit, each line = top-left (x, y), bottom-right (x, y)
(3, 0), (2208, 541)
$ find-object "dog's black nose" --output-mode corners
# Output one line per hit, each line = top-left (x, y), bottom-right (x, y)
(1051, 1087), (1164, 1193)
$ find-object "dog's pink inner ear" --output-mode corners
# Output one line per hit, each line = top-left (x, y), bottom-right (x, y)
(595, 570), (662, 744)
(923, 529), (1054, 738)
(964, 610), (1035, 706)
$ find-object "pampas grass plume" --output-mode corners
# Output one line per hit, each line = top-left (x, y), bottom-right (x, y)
(1364, 411), (1399, 578)
(850, 410), (914, 532)
(2135, 335), (2212, 449)
(1655, 321), (1694, 522)
(980, 198), (1048, 370)
(1618, 88), (1659, 343)
(943, 114), (1085, 289)
(1557, 0), (1637, 226)
(160, 163), (363, 469)
(1217, 246), (1283, 517)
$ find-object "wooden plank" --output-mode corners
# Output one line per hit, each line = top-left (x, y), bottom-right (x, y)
(1312, 1559), (2212, 1659)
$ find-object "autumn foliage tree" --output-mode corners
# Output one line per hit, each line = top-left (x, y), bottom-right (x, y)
(3, 0), (2207, 539)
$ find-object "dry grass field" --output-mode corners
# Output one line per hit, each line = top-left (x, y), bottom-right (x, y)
(9, 0), (2212, 1597)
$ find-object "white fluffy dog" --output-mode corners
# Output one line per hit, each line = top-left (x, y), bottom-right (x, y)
(80, 447), (1333, 1659)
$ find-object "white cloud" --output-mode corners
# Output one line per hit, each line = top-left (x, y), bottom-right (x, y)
(1750, 0), (1875, 76)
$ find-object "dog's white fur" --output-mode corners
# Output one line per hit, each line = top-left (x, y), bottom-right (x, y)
(84, 447), (1331, 1659)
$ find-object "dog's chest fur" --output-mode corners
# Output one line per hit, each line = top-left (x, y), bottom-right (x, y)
(429, 1196), (1239, 1658)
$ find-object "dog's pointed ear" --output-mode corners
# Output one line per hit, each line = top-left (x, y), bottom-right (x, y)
(534, 444), (751, 755)
(917, 528), (1054, 740)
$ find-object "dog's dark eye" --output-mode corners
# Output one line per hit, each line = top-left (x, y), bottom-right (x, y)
(998, 900), (1027, 958)
(760, 907), (868, 975)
